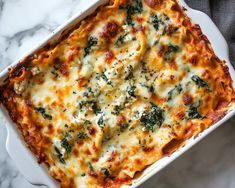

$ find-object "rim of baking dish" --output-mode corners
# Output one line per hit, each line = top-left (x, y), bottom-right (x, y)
(0, 0), (234, 188)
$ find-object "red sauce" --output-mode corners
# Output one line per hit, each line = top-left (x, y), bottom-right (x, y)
(183, 94), (193, 105)
(158, 45), (165, 57)
(89, 127), (97, 136)
(144, 0), (164, 9)
(77, 76), (87, 87)
(107, 150), (118, 162)
(190, 55), (199, 65)
(105, 50), (115, 64)
(142, 146), (154, 152)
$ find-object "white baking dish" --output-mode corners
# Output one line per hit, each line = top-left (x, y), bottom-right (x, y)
(0, 0), (234, 188)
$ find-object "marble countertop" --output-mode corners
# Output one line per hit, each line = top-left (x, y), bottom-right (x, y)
(0, 0), (235, 188)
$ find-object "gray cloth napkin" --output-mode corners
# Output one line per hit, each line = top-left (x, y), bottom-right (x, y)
(185, 0), (235, 65)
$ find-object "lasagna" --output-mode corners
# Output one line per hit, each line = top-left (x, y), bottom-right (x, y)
(0, 0), (234, 187)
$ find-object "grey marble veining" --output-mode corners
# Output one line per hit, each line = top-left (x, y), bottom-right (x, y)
(0, 0), (235, 188)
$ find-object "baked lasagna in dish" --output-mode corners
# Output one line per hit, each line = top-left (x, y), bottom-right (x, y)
(0, 0), (234, 187)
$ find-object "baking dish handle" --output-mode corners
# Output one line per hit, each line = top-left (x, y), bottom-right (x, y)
(3, 114), (58, 188)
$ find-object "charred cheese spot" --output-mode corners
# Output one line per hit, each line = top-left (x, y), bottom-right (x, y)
(101, 21), (120, 40)
(183, 93), (193, 105)
(144, 0), (164, 9)
(105, 50), (115, 64)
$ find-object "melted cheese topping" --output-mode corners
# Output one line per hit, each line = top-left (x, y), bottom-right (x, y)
(0, 0), (234, 187)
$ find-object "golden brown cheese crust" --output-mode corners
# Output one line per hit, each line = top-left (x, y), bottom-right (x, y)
(0, 0), (234, 187)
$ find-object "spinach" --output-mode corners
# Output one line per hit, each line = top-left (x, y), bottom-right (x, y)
(191, 75), (211, 92)
(162, 25), (167, 36)
(97, 116), (105, 128)
(101, 168), (110, 177)
(140, 104), (165, 132)
(90, 101), (101, 114)
(141, 61), (148, 73)
(83, 92), (89, 97)
(126, 0), (143, 25)
(163, 14), (170, 21)
(61, 137), (72, 153)
(51, 66), (60, 78)
(150, 14), (172, 34)
(164, 44), (180, 61)
(149, 85), (155, 94)
(125, 65), (134, 80)
(169, 27), (179, 35)
(78, 100), (101, 115)
(111, 105), (124, 115)
(83, 87), (93, 98)
(35, 107), (52, 120)
(54, 146), (65, 164)
(127, 85), (136, 97)
(120, 123), (129, 131)
(167, 84), (183, 101)
(96, 72), (112, 85)
(84, 36), (98, 57)
(77, 132), (88, 141)
(115, 33), (128, 46)
(88, 162), (94, 171)
(150, 14), (163, 31)
(84, 120), (92, 125)
(132, 37), (137, 41)
(187, 102), (203, 119)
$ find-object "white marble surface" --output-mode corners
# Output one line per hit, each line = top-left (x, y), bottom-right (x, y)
(0, 0), (235, 188)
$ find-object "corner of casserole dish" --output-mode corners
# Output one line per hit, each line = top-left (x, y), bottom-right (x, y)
(0, 0), (234, 187)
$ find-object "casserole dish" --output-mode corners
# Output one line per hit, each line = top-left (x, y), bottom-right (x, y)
(0, 0), (234, 187)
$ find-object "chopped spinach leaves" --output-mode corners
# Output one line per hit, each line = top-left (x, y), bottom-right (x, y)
(84, 36), (98, 57)
(112, 105), (124, 115)
(83, 91), (89, 97)
(150, 14), (163, 31)
(149, 85), (155, 94)
(78, 100), (101, 114)
(77, 132), (88, 141)
(83, 87), (94, 98)
(88, 162), (94, 171)
(90, 101), (101, 114)
(96, 72), (112, 85)
(167, 84), (183, 101)
(51, 69), (59, 78)
(187, 102), (203, 119)
(140, 104), (165, 132)
(54, 146), (65, 164)
(191, 75), (211, 92)
(84, 120), (92, 125)
(35, 107), (52, 120)
(115, 33), (128, 46)
(163, 14), (170, 21)
(132, 37), (137, 41)
(126, 0), (143, 25)
(97, 116), (105, 128)
(101, 168), (110, 177)
(164, 44), (180, 61)
(125, 65), (134, 80)
(169, 27), (179, 35)
(150, 14), (171, 34)
(162, 25), (167, 36)
(127, 85), (136, 97)
(141, 61), (148, 73)
(61, 137), (72, 153)
(120, 123), (129, 131)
